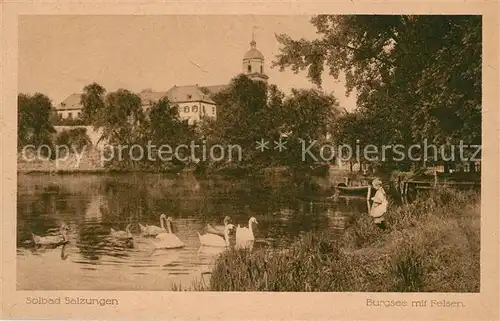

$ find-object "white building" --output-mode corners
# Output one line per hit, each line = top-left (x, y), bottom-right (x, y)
(137, 84), (227, 125)
(54, 36), (269, 125)
(54, 93), (83, 120)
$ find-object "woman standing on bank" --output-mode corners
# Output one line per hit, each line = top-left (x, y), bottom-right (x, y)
(370, 178), (388, 230)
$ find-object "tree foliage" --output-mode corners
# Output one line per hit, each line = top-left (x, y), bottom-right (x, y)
(18, 93), (56, 151)
(273, 15), (482, 169)
(81, 83), (106, 124)
(95, 89), (145, 146)
(145, 97), (196, 166)
(207, 74), (339, 167)
(208, 75), (276, 165)
(54, 128), (91, 153)
(279, 88), (340, 165)
(147, 97), (194, 145)
(283, 88), (339, 140)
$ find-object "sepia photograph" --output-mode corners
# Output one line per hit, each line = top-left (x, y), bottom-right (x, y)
(16, 14), (483, 295)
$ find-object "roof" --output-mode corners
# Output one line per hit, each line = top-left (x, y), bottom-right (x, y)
(55, 93), (83, 110)
(58, 84), (224, 111)
(244, 48), (265, 60)
(243, 40), (264, 60)
(164, 85), (216, 104)
(138, 91), (169, 105)
(201, 84), (230, 95)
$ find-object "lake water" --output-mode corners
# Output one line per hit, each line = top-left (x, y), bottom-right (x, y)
(16, 173), (369, 290)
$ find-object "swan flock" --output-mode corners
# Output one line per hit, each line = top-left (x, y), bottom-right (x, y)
(29, 215), (258, 254)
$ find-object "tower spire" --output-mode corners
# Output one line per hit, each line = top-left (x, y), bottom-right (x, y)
(242, 28), (268, 83)
(250, 31), (256, 48)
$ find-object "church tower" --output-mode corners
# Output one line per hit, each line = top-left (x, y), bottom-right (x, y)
(242, 34), (269, 83)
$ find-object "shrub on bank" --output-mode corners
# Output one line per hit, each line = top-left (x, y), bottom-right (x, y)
(209, 188), (480, 292)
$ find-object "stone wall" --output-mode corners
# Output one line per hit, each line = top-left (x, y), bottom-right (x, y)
(18, 147), (105, 172)
(53, 125), (106, 149)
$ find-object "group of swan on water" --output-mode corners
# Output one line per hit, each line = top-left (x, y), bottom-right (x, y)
(31, 214), (258, 251)
(199, 215), (258, 249)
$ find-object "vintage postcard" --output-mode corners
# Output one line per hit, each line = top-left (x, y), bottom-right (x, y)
(1, 1), (499, 320)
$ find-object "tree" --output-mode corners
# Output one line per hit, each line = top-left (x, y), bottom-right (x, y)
(209, 75), (272, 165)
(283, 88), (339, 141)
(280, 88), (340, 165)
(147, 97), (192, 144)
(207, 74), (340, 168)
(212, 75), (268, 144)
(273, 15), (481, 170)
(95, 89), (145, 167)
(81, 83), (106, 125)
(18, 93), (56, 151)
(145, 97), (196, 166)
(54, 128), (92, 154)
(411, 17), (481, 146)
(330, 111), (366, 171)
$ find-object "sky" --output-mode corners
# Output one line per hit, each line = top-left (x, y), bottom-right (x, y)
(18, 15), (357, 111)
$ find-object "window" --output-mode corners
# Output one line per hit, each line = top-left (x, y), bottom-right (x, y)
(58, 113), (63, 119)
(260, 65), (263, 73)
(212, 107), (215, 114)
(77, 112), (81, 118)
(202, 106), (206, 114)
(192, 105), (198, 113)
(187, 94), (192, 100)
(184, 106), (190, 113)
(68, 112), (73, 119)
(248, 65), (251, 73)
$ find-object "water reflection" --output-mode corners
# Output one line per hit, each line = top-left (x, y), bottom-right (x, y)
(17, 173), (369, 290)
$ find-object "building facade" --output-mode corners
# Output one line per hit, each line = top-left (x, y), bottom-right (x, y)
(136, 85), (227, 125)
(55, 93), (83, 120)
(54, 36), (268, 125)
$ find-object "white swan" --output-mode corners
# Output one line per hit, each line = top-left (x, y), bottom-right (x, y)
(32, 224), (70, 247)
(206, 216), (232, 237)
(139, 214), (167, 236)
(110, 223), (133, 240)
(235, 239), (255, 251)
(236, 217), (258, 242)
(149, 217), (185, 249)
(198, 223), (235, 247)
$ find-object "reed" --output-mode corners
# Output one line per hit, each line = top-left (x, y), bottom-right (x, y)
(209, 188), (480, 292)
(170, 276), (209, 291)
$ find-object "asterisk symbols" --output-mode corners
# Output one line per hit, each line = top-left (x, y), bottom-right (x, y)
(255, 138), (287, 152)
(255, 138), (269, 152)
(274, 138), (287, 152)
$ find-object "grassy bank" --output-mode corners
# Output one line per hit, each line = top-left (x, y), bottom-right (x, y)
(207, 188), (480, 292)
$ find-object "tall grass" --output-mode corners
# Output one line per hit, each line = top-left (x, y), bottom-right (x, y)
(209, 234), (355, 291)
(209, 188), (480, 292)
(170, 277), (209, 291)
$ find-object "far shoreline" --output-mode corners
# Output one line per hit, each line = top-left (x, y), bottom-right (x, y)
(15, 165), (295, 178)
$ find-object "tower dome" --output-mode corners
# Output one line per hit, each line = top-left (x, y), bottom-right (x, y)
(243, 39), (265, 60)
(242, 35), (269, 83)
